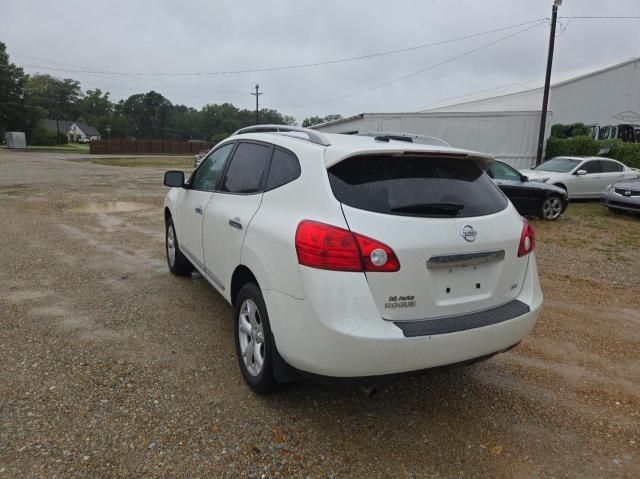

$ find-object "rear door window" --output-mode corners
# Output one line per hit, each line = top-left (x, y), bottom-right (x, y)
(600, 160), (623, 173)
(581, 161), (601, 174)
(220, 142), (273, 194)
(328, 155), (508, 218)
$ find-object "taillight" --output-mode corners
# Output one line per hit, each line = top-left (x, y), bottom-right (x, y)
(354, 232), (400, 272)
(517, 218), (536, 257)
(295, 220), (400, 272)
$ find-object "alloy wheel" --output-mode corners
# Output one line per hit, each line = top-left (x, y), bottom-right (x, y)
(166, 225), (176, 267)
(238, 298), (265, 376)
(542, 197), (562, 220)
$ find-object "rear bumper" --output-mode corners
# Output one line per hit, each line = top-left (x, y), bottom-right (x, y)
(264, 255), (542, 377)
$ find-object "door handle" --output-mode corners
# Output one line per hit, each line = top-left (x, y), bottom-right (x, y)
(228, 217), (242, 230)
(195, 206), (203, 215)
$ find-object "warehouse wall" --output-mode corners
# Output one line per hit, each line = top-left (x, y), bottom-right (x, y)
(315, 111), (550, 169)
(550, 60), (640, 125)
(422, 60), (640, 127)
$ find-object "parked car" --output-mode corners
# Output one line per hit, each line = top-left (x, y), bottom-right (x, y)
(521, 156), (639, 199)
(487, 160), (568, 220)
(600, 178), (640, 214)
(163, 125), (542, 393)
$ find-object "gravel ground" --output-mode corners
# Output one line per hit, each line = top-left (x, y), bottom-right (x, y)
(0, 150), (638, 478)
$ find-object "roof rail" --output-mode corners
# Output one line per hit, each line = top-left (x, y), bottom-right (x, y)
(357, 131), (450, 147)
(232, 124), (331, 146)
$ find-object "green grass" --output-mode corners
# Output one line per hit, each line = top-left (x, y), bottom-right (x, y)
(531, 201), (640, 265)
(81, 157), (194, 169)
(28, 144), (90, 153)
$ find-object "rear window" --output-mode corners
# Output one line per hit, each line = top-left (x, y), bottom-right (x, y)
(328, 155), (507, 218)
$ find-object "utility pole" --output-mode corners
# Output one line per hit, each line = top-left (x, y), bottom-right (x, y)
(535, 0), (561, 165)
(251, 84), (263, 125)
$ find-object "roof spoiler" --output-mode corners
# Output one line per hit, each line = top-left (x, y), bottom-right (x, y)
(357, 131), (450, 147)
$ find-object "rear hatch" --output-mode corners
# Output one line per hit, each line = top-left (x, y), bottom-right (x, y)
(327, 153), (529, 321)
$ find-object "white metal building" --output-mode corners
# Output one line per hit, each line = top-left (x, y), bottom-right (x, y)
(313, 58), (640, 168)
(420, 57), (640, 126)
(312, 111), (548, 169)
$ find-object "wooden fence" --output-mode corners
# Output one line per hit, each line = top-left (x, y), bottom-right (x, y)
(90, 139), (214, 155)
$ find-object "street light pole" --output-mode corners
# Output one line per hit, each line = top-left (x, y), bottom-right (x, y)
(535, 0), (561, 165)
(251, 84), (263, 125)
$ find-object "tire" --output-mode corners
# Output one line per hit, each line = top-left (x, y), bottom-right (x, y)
(234, 283), (276, 394)
(165, 217), (193, 276)
(540, 194), (564, 220)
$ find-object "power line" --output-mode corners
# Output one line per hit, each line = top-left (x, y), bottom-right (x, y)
(559, 15), (640, 19)
(281, 20), (546, 109)
(15, 19), (546, 77)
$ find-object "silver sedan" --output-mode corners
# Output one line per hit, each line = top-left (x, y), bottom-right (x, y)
(601, 178), (640, 215)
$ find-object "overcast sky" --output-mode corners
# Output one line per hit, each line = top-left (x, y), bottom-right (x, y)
(2, 0), (639, 122)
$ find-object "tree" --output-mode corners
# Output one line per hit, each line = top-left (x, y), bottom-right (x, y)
(120, 91), (173, 139)
(2, 41), (302, 143)
(0, 41), (30, 138)
(78, 88), (113, 134)
(323, 114), (343, 123)
(24, 74), (82, 142)
(302, 116), (323, 128)
(302, 114), (342, 128)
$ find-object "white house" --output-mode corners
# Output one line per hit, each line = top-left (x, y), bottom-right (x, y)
(44, 120), (101, 142)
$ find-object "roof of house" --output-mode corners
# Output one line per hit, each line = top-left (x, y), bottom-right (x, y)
(44, 119), (74, 132)
(418, 57), (640, 112)
(44, 119), (100, 137)
(76, 122), (100, 137)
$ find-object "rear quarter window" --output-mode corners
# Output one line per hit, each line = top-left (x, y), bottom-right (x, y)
(328, 155), (508, 218)
(265, 147), (301, 191)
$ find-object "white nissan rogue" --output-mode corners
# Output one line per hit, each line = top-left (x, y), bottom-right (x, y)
(163, 125), (543, 393)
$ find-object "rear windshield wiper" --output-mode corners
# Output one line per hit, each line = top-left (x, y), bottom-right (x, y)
(390, 202), (464, 216)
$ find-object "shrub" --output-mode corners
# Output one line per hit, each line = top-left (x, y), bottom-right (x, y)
(544, 136), (640, 169)
(550, 123), (591, 139)
(610, 141), (640, 169)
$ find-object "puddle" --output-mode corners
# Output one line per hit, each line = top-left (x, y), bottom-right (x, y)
(68, 201), (155, 214)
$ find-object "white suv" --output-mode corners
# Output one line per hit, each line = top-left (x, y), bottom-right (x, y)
(163, 125), (543, 393)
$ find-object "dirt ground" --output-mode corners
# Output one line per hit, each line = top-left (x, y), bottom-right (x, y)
(0, 149), (638, 478)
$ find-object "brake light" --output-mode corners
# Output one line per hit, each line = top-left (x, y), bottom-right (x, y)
(517, 218), (536, 257)
(295, 221), (400, 272)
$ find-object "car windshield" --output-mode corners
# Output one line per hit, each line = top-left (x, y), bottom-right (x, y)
(533, 157), (581, 173)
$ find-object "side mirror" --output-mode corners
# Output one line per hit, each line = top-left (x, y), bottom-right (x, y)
(164, 170), (185, 187)
(575, 169), (587, 176)
(521, 175), (529, 182)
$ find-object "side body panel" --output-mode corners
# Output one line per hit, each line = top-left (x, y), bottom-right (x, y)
(202, 192), (263, 296)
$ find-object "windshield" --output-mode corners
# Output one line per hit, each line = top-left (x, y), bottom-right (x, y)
(533, 157), (581, 173)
